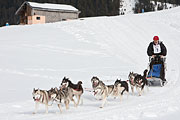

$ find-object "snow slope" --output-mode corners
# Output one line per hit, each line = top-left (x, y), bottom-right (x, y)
(0, 7), (180, 120)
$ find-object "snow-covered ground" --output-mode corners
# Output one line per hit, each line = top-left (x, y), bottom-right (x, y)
(0, 7), (180, 120)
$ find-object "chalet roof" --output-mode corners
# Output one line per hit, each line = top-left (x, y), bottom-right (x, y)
(15, 1), (79, 15)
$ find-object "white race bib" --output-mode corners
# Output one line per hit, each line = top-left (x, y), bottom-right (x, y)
(153, 44), (161, 54)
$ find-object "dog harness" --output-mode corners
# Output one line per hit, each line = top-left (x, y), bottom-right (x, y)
(94, 87), (104, 96)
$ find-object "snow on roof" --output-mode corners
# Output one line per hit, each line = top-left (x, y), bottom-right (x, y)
(15, 1), (79, 15)
(28, 1), (79, 12)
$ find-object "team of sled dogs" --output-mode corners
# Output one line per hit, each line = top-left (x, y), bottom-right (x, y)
(32, 69), (149, 114)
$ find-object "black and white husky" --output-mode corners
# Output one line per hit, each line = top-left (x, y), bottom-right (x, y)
(128, 72), (139, 95)
(128, 69), (149, 96)
(60, 77), (83, 107)
(91, 76), (116, 108)
(134, 69), (149, 96)
(48, 87), (70, 113)
(113, 79), (129, 101)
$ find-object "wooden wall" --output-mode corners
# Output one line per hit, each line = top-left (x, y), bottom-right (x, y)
(32, 9), (79, 23)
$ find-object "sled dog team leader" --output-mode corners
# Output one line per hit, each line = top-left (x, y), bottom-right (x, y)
(32, 70), (149, 113)
(32, 77), (83, 114)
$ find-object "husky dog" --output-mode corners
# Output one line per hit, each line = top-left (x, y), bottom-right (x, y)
(91, 76), (116, 108)
(61, 77), (83, 107)
(91, 76), (115, 96)
(48, 87), (70, 113)
(128, 72), (139, 95)
(134, 69), (149, 96)
(113, 79), (129, 101)
(32, 88), (56, 114)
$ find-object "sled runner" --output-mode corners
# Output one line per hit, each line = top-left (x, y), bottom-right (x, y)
(147, 56), (166, 87)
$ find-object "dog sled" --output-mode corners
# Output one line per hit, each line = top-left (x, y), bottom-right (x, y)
(147, 56), (167, 87)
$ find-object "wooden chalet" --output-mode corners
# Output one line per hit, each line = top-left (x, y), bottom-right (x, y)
(15, 1), (80, 25)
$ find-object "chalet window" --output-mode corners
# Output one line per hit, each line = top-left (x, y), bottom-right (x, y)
(36, 17), (40, 20)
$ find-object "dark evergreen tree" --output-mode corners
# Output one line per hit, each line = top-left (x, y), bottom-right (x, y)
(0, 0), (120, 27)
(134, 0), (155, 13)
